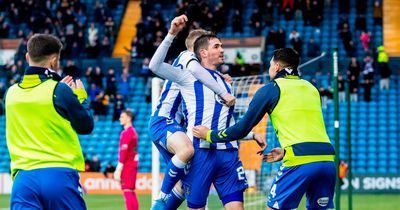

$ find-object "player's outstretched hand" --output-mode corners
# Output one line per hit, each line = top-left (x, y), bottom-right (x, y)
(222, 93), (236, 107)
(253, 133), (267, 155)
(192, 125), (210, 140)
(61, 75), (74, 88)
(263, 148), (284, 163)
(75, 79), (85, 90)
(169, 15), (188, 36)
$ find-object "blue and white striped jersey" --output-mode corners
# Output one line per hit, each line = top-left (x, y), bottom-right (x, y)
(151, 80), (183, 124)
(150, 44), (239, 150)
(180, 71), (237, 150)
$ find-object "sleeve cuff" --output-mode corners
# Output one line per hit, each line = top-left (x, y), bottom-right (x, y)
(243, 132), (254, 140)
(206, 130), (213, 143)
(72, 88), (88, 103)
(165, 33), (176, 42)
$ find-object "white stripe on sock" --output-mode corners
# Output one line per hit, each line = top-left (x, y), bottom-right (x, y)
(171, 155), (187, 169)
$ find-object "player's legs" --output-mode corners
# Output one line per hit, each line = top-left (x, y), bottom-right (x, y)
(266, 165), (307, 210)
(305, 161), (336, 210)
(222, 192), (244, 210)
(123, 189), (139, 210)
(160, 131), (194, 199)
(121, 165), (139, 210)
(149, 117), (190, 209)
(165, 181), (186, 209)
(182, 149), (215, 209)
(213, 150), (247, 210)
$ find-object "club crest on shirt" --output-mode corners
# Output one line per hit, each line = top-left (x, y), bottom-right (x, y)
(214, 94), (225, 105)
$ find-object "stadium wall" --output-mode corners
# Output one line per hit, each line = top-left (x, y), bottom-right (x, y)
(1, 173), (400, 194)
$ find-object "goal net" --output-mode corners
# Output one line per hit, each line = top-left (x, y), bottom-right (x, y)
(229, 74), (280, 210)
(151, 75), (281, 209)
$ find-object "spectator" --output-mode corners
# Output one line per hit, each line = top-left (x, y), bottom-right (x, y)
(84, 155), (91, 172)
(265, 1), (274, 26)
(360, 31), (371, 52)
(100, 36), (111, 57)
(363, 56), (374, 81)
(362, 56), (374, 102)
(275, 28), (286, 49)
(104, 16), (115, 38)
(91, 66), (104, 88)
(106, 68), (117, 100)
(377, 45), (391, 90)
(290, 31), (303, 56)
(289, 29), (300, 40)
(232, 10), (243, 33)
(349, 75), (359, 102)
(113, 94), (126, 122)
(348, 57), (361, 80)
(119, 69), (130, 102)
(63, 60), (80, 78)
(250, 9), (262, 34)
(85, 67), (94, 85)
(89, 155), (101, 172)
(282, 0), (294, 20)
(355, 14), (366, 31)
(310, 0), (323, 26)
(266, 29), (277, 46)
(87, 23), (99, 58)
(303, 0), (312, 25)
(373, 0), (383, 25)
(345, 41), (357, 57)
(87, 83), (101, 102)
(294, 0), (303, 20)
(0, 21), (10, 38)
(339, 160), (348, 187)
(103, 161), (116, 177)
(319, 86), (333, 108)
(339, 23), (352, 52)
(307, 38), (321, 58)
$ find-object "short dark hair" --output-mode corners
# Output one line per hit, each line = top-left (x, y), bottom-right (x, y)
(122, 109), (135, 122)
(272, 48), (300, 70)
(193, 34), (219, 62)
(27, 34), (63, 63)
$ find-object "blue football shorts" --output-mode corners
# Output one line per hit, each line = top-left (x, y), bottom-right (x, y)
(149, 116), (186, 163)
(182, 149), (248, 208)
(11, 167), (86, 210)
(267, 161), (336, 210)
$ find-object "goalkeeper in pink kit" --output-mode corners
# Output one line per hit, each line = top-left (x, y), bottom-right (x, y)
(114, 109), (139, 210)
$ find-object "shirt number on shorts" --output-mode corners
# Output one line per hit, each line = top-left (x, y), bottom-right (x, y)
(236, 166), (245, 180)
(270, 184), (277, 198)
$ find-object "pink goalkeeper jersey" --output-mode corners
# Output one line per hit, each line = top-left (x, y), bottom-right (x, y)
(118, 126), (138, 166)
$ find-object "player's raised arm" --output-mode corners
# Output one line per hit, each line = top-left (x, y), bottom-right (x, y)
(149, 15), (187, 84)
(186, 59), (236, 106)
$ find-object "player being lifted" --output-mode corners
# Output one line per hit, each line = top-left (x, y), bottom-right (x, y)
(149, 15), (236, 210)
(193, 48), (336, 210)
(149, 15), (266, 210)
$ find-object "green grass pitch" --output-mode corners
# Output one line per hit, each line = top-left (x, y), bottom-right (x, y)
(1, 193), (400, 209)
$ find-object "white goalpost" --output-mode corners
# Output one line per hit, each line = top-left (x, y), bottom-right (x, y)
(151, 77), (163, 203)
